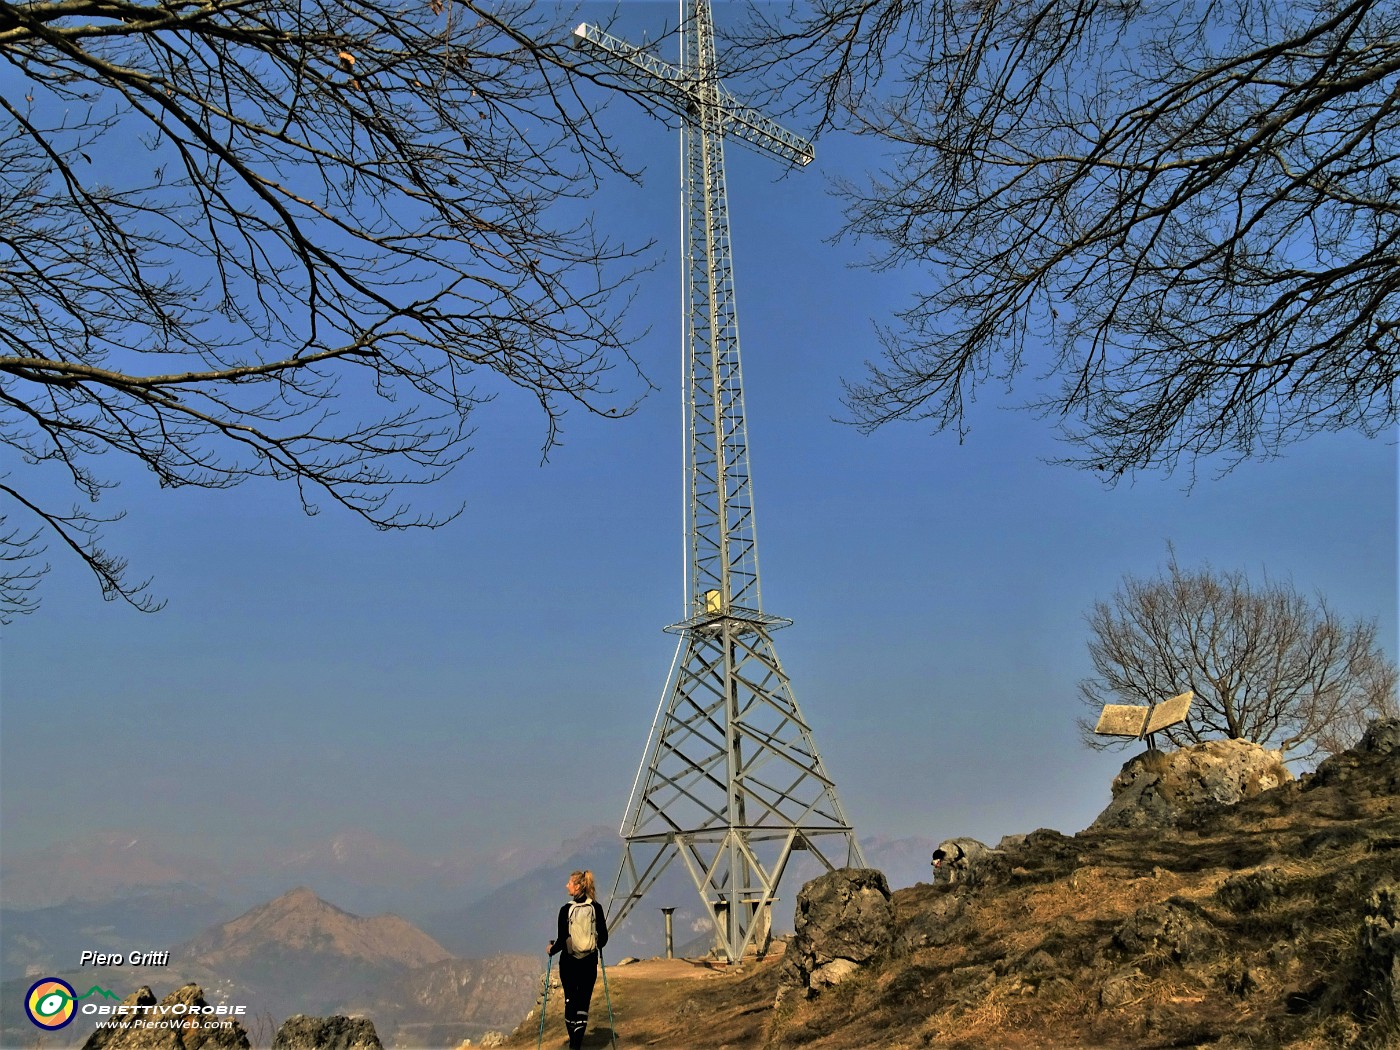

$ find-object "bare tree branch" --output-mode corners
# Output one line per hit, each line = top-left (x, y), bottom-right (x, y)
(1077, 548), (1398, 763)
(0, 0), (664, 615)
(735, 0), (1400, 478)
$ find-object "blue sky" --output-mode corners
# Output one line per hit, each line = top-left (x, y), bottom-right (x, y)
(2, 2), (1396, 892)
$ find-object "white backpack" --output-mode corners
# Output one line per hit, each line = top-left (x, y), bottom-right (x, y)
(567, 901), (597, 957)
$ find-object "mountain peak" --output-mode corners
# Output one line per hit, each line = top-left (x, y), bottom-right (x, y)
(180, 887), (453, 970)
(273, 885), (321, 905)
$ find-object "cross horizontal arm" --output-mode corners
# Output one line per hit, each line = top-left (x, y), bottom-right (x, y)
(718, 96), (815, 169)
(572, 23), (690, 119)
(572, 22), (814, 169)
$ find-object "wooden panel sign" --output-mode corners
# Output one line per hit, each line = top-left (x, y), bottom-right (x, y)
(1144, 690), (1194, 736)
(1095, 704), (1150, 738)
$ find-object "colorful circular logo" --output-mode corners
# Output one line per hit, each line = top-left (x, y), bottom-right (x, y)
(25, 977), (77, 1030)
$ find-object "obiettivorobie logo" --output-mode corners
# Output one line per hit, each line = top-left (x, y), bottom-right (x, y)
(24, 978), (121, 1030)
(24, 977), (251, 1033)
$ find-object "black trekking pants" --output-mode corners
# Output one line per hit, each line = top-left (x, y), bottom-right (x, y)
(559, 950), (598, 1048)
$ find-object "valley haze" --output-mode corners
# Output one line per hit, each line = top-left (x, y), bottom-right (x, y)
(1, 0), (1394, 1045)
(1, 828), (934, 1047)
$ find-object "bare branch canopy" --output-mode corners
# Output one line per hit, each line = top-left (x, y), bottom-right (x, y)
(0, 0), (657, 617)
(737, 0), (1400, 476)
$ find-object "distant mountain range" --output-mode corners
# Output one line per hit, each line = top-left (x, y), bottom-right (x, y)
(2, 824), (938, 1045)
(0, 827), (545, 917)
(0, 832), (231, 911)
(3, 824), (936, 960)
(0, 886), (537, 1049)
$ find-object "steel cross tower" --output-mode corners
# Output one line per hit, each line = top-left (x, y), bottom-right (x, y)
(573, 2), (864, 963)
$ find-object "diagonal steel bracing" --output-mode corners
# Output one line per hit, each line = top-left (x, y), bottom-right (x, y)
(573, 0), (864, 963)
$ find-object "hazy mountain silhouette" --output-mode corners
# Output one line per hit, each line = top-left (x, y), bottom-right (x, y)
(1, 887), (232, 982)
(0, 831), (229, 910)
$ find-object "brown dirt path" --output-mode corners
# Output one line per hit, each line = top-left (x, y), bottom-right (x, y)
(501, 948), (788, 1050)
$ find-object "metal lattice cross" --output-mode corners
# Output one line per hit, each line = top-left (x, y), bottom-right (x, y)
(573, 1), (864, 963)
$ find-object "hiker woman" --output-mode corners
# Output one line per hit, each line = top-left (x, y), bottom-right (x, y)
(547, 869), (609, 1050)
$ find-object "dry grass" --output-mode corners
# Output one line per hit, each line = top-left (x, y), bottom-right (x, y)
(498, 768), (1398, 1050)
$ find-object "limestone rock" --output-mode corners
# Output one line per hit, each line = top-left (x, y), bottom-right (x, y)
(778, 868), (893, 1000)
(270, 1015), (382, 1050)
(896, 894), (968, 953)
(930, 838), (1003, 885)
(1356, 882), (1400, 1034)
(1112, 901), (1218, 962)
(81, 987), (172, 1050)
(81, 984), (251, 1050)
(1216, 869), (1287, 913)
(809, 957), (860, 989)
(1306, 718), (1400, 796)
(1098, 967), (1144, 1009)
(996, 828), (1081, 885)
(1092, 738), (1292, 830)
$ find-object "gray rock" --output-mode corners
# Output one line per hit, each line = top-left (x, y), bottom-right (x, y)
(1112, 901), (1218, 962)
(271, 1016), (382, 1050)
(896, 894), (968, 953)
(1360, 718), (1400, 755)
(1098, 967), (1144, 1009)
(778, 868), (893, 1000)
(1217, 869), (1287, 913)
(1356, 881), (1400, 1033)
(930, 838), (1005, 885)
(1013, 949), (1059, 977)
(1092, 739), (1292, 830)
(1307, 718), (1400, 796)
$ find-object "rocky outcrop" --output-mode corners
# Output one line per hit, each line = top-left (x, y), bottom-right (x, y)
(81, 984), (251, 1050)
(778, 868), (893, 1000)
(270, 1015), (382, 1050)
(1355, 882), (1399, 1035)
(930, 838), (1002, 884)
(332, 954), (537, 1048)
(895, 894), (968, 953)
(482, 720), (1397, 1048)
(1306, 718), (1400, 796)
(1091, 738), (1291, 829)
(1112, 901), (1218, 962)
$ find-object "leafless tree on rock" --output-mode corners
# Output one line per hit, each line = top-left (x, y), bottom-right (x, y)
(1078, 550), (1398, 762)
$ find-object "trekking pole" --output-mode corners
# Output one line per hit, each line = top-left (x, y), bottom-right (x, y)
(598, 949), (618, 1050)
(537, 953), (553, 1050)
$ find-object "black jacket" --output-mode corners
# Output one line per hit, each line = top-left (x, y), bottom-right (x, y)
(549, 898), (609, 957)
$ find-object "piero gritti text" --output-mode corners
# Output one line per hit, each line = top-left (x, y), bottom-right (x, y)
(80, 950), (170, 966)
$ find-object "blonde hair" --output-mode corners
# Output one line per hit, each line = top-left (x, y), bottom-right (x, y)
(570, 870), (597, 900)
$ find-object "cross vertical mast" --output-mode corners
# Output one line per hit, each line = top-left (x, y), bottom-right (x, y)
(573, 0), (864, 963)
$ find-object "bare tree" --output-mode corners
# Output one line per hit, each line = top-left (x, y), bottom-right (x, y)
(1, 0), (657, 618)
(735, 0), (1400, 477)
(1078, 551), (1398, 762)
